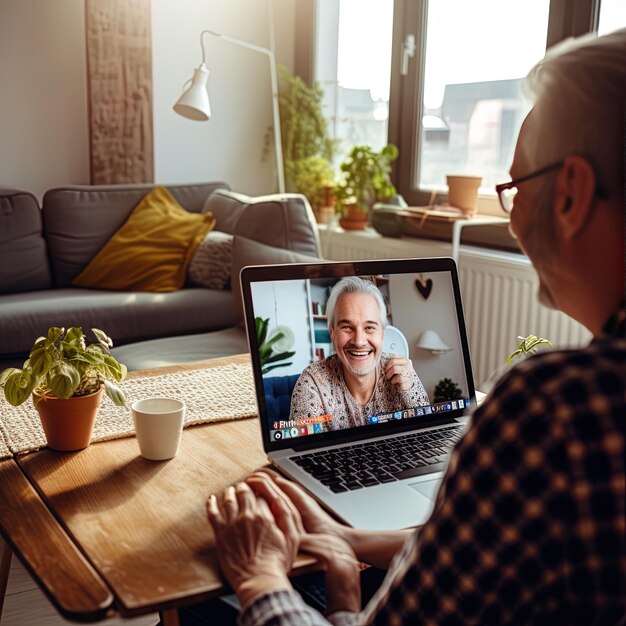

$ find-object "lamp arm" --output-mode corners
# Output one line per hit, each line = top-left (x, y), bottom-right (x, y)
(199, 29), (285, 193)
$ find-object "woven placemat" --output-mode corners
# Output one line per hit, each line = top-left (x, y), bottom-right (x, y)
(0, 362), (257, 459)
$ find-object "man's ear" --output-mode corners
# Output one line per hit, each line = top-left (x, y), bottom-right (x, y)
(552, 155), (597, 239)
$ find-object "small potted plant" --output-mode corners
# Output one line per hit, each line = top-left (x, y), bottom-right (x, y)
(0, 327), (127, 451)
(334, 144), (399, 230)
(255, 317), (296, 375)
(507, 334), (552, 365)
(434, 377), (463, 403)
(265, 66), (336, 218)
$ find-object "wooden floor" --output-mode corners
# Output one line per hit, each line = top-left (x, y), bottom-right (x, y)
(1, 539), (158, 626)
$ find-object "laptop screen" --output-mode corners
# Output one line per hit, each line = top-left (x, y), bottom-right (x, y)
(241, 258), (476, 452)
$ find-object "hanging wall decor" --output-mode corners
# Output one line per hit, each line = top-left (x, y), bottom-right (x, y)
(415, 274), (433, 300)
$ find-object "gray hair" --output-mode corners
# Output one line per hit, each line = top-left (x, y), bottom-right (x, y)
(522, 28), (626, 201)
(325, 277), (388, 329)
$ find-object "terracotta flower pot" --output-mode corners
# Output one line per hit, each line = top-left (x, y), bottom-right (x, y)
(34, 386), (104, 451)
(339, 206), (369, 231)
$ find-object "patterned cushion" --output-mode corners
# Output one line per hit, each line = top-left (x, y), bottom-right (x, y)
(188, 231), (234, 290)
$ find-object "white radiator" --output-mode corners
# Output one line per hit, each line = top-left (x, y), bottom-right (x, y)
(459, 248), (591, 388)
(320, 228), (591, 389)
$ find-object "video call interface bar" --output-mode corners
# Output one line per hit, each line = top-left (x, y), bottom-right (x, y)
(270, 398), (471, 441)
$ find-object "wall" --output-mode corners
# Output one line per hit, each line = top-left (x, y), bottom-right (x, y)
(388, 272), (469, 400)
(250, 279), (312, 376)
(153, 0), (295, 194)
(0, 0), (90, 200)
(0, 0), (296, 200)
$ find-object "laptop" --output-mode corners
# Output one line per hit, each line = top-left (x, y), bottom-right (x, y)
(240, 257), (476, 530)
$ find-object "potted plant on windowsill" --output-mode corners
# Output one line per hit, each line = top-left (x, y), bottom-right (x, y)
(334, 144), (399, 230)
(265, 66), (336, 219)
(0, 327), (127, 451)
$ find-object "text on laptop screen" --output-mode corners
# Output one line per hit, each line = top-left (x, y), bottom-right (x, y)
(245, 266), (474, 446)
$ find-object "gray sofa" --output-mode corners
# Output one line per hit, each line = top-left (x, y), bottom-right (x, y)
(0, 183), (321, 371)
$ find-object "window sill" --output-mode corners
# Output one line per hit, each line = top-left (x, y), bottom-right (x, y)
(346, 209), (520, 256)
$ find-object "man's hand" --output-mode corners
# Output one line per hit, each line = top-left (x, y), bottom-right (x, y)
(207, 482), (301, 607)
(247, 470), (348, 540)
(300, 533), (361, 615)
(248, 469), (412, 570)
(384, 356), (416, 390)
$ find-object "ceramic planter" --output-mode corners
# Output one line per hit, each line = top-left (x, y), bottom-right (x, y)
(34, 386), (104, 451)
(339, 206), (369, 230)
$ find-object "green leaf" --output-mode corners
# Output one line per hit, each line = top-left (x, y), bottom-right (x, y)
(48, 363), (81, 399)
(103, 355), (127, 381)
(0, 367), (20, 387)
(262, 362), (293, 375)
(28, 345), (54, 377)
(46, 327), (64, 343)
(92, 328), (113, 351)
(2, 370), (38, 406)
(257, 317), (269, 346)
(506, 349), (523, 366)
(104, 380), (126, 406)
(63, 327), (85, 348)
(264, 331), (285, 349)
(263, 350), (296, 365)
(507, 334), (552, 365)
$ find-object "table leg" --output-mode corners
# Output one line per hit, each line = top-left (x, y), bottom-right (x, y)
(0, 539), (13, 621)
(162, 608), (180, 626)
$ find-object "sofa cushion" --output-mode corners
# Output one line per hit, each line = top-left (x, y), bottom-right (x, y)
(0, 287), (238, 358)
(231, 236), (323, 324)
(0, 190), (52, 293)
(202, 189), (250, 234)
(43, 182), (229, 286)
(72, 187), (215, 292)
(204, 190), (321, 256)
(188, 231), (234, 289)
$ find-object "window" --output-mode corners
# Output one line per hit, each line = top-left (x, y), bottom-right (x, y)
(312, 0), (624, 212)
(392, 0), (626, 208)
(313, 0), (394, 165)
(598, 0), (626, 35)
(417, 0), (549, 194)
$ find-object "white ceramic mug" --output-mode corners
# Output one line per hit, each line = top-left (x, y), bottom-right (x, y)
(131, 398), (185, 461)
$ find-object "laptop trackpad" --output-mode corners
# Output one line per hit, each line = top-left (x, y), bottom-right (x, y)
(409, 478), (442, 501)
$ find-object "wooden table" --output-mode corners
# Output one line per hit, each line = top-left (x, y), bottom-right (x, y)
(0, 354), (314, 623)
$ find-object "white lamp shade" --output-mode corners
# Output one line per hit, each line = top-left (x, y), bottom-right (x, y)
(173, 65), (211, 121)
(415, 330), (451, 355)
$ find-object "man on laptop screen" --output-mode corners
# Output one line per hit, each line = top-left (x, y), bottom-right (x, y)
(290, 277), (429, 432)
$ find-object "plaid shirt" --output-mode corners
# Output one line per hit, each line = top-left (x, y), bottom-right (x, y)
(240, 310), (626, 626)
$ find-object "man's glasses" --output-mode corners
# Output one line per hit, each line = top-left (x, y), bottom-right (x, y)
(495, 161), (564, 214)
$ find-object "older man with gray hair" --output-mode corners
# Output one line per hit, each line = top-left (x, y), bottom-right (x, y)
(200, 29), (625, 626)
(289, 276), (429, 431)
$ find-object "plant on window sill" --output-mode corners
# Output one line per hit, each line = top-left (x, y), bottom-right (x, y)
(263, 66), (336, 214)
(334, 144), (399, 229)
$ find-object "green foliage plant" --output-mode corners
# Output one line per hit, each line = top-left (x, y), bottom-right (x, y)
(255, 317), (296, 375)
(264, 66), (336, 208)
(434, 377), (463, 403)
(334, 144), (399, 216)
(507, 334), (552, 366)
(0, 327), (127, 407)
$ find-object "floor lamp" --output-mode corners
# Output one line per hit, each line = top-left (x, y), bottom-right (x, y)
(173, 29), (286, 194)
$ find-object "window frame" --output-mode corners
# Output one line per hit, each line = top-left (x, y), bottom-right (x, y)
(387, 0), (602, 208)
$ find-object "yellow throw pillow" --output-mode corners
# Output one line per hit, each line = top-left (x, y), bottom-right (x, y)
(72, 187), (216, 292)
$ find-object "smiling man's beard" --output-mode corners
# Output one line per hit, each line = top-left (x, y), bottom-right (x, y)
(338, 343), (381, 377)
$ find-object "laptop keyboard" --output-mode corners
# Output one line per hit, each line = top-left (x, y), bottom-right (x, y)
(290, 425), (464, 493)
